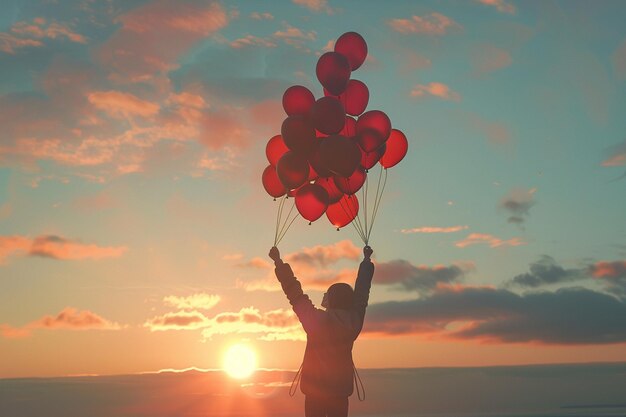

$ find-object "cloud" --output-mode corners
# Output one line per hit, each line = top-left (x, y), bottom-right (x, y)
(1, 307), (121, 338)
(508, 256), (586, 288)
(28, 235), (128, 260)
(292, 0), (335, 14)
(467, 113), (511, 146)
(250, 12), (274, 20)
(398, 51), (432, 74)
(475, 0), (516, 14)
(96, 0), (228, 80)
(144, 310), (210, 331)
(230, 35), (277, 49)
(0, 235), (127, 264)
(499, 187), (536, 225)
(471, 44), (512, 75)
(410, 82), (461, 101)
(388, 13), (461, 36)
(365, 286), (626, 344)
(455, 233), (526, 248)
(612, 39), (626, 80)
(285, 240), (361, 267)
(236, 240), (362, 292)
(602, 140), (626, 167)
(144, 306), (304, 341)
(400, 226), (468, 234)
(374, 260), (472, 293)
(273, 25), (317, 50)
(0, 18), (86, 54)
(589, 260), (626, 297)
(203, 307), (304, 341)
(88, 91), (160, 119)
(163, 293), (221, 310)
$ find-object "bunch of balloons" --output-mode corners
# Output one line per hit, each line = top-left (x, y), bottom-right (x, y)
(262, 32), (408, 245)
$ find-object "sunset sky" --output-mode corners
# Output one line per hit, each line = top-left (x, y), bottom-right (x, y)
(1, 0), (626, 379)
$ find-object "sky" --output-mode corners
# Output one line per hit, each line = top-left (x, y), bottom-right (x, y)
(1, 0), (626, 379)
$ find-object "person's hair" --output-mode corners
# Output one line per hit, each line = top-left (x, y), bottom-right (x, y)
(327, 283), (354, 309)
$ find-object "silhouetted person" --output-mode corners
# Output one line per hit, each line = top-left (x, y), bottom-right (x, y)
(269, 245), (375, 417)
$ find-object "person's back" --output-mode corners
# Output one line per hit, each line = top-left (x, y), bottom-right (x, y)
(269, 245), (374, 417)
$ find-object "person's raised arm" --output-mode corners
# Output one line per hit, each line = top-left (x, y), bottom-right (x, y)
(269, 246), (320, 333)
(352, 245), (375, 337)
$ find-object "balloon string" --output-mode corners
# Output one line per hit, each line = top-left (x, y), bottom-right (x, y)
(276, 197), (299, 245)
(366, 166), (388, 243)
(339, 195), (366, 243)
(363, 169), (369, 245)
(274, 195), (287, 246)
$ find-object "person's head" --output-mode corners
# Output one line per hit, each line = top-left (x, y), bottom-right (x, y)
(321, 283), (354, 310)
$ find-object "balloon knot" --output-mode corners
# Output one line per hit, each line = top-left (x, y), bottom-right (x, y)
(273, 198), (276, 201)
(308, 222), (312, 225)
(336, 227), (340, 231)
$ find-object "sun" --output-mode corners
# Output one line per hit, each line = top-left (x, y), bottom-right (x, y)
(223, 344), (257, 379)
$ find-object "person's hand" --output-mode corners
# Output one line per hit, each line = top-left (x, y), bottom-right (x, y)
(363, 246), (373, 260)
(269, 246), (281, 263)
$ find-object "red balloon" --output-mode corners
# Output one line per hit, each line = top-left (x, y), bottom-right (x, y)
(295, 183), (329, 222)
(307, 163), (319, 181)
(356, 128), (385, 153)
(326, 80), (369, 116)
(276, 151), (309, 190)
(266, 134), (289, 166)
(311, 96), (345, 135)
(316, 52), (351, 96)
(282, 85), (315, 116)
(327, 194), (359, 228)
(319, 135), (362, 177)
(281, 115), (315, 156)
(380, 129), (409, 169)
(334, 166), (366, 195)
(262, 165), (286, 198)
(315, 177), (343, 204)
(309, 138), (333, 178)
(361, 143), (386, 170)
(356, 110), (392, 143)
(334, 32), (368, 71)
(341, 116), (357, 137)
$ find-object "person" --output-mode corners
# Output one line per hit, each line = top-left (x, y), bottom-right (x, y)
(269, 245), (375, 417)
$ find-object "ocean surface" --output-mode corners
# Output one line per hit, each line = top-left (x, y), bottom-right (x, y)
(1, 363), (625, 417)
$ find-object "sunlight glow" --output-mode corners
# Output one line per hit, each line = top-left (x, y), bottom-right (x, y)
(223, 344), (257, 379)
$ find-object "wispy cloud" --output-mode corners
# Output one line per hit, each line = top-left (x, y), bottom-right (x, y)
(602, 140), (626, 167)
(471, 44), (512, 75)
(0, 235), (127, 264)
(250, 12), (274, 20)
(410, 82), (461, 101)
(163, 293), (221, 310)
(388, 13), (461, 36)
(499, 187), (536, 226)
(613, 39), (626, 80)
(1, 307), (122, 339)
(455, 233), (526, 248)
(292, 0), (335, 14)
(401, 226), (469, 234)
(0, 17), (86, 54)
(475, 0), (516, 14)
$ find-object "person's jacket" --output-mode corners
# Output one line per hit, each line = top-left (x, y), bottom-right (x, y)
(274, 258), (374, 397)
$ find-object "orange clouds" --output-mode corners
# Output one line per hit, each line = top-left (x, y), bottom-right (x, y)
(97, 1), (228, 79)
(292, 0), (335, 14)
(1, 307), (121, 339)
(476, 0), (516, 14)
(145, 310), (210, 331)
(388, 13), (461, 36)
(590, 261), (626, 278)
(410, 82), (461, 102)
(163, 293), (221, 310)
(471, 44), (512, 75)
(455, 233), (526, 248)
(400, 226), (469, 234)
(0, 235), (127, 263)
(0, 18), (85, 54)
(88, 91), (160, 119)
(230, 35), (277, 49)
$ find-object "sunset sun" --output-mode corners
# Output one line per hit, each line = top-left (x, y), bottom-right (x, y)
(223, 344), (257, 379)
